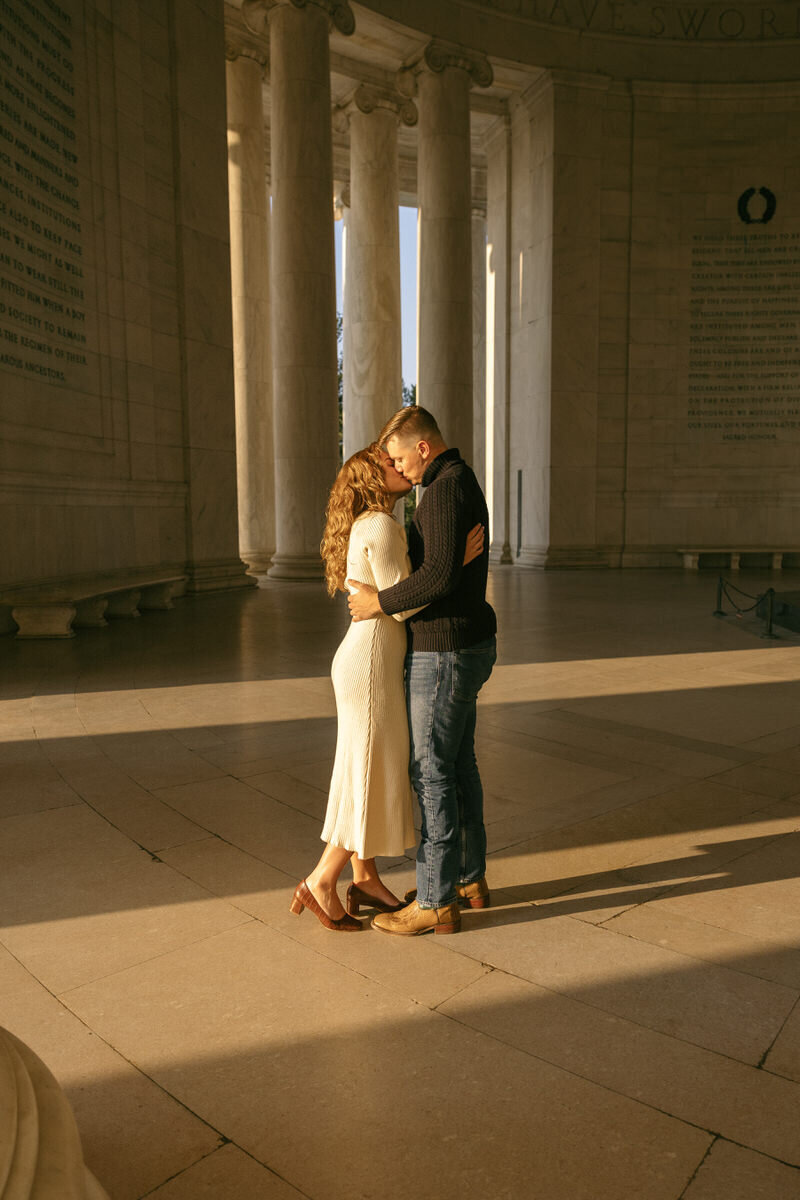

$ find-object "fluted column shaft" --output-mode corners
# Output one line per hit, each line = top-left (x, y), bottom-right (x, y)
(268, 2), (339, 579)
(485, 117), (513, 564)
(417, 65), (473, 453)
(343, 107), (402, 459)
(472, 205), (487, 490)
(226, 48), (274, 576)
(338, 87), (414, 459)
(410, 44), (492, 457)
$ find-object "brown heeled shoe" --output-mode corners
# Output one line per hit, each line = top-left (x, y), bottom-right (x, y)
(346, 882), (405, 916)
(289, 880), (362, 931)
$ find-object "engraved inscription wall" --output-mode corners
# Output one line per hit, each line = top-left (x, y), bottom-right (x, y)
(687, 231), (800, 442)
(479, 0), (800, 41)
(0, 0), (88, 389)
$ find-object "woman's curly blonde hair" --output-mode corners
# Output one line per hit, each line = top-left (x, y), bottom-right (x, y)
(321, 444), (393, 597)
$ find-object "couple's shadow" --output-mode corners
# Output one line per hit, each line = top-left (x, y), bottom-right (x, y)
(447, 835), (787, 931)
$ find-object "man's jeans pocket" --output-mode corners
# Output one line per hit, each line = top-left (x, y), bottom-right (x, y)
(451, 639), (497, 703)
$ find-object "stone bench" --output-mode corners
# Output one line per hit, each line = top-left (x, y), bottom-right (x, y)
(0, 1025), (110, 1198)
(1, 573), (186, 639)
(679, 550), (796, 571)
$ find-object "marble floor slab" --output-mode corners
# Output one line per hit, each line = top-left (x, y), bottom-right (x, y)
(0, 945), (217, 1200)
(63, 923), (710, 1200)
(681, 1139), (800, 1200)
(2, 569), (800, 1198)
(439, 969), (800, 1166)
(764, 1002), (800, 1082)
(145, 1143), (307, 1199)
(441, 904), (797, 1063)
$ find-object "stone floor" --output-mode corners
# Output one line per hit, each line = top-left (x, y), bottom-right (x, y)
(2, 568), (800, 1199)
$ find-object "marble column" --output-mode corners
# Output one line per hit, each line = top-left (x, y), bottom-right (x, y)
(399, 41), (492, 455)
(337, 86), (417, 460)
(471, 202), (487, 485)
(172, 1), (252, 593)
(333, 180), (349, 463)
(484, 116), (513, 564)
(225, 34), (274, 577)
(333, 179), (349, 462)
(244, 0), (354, 580)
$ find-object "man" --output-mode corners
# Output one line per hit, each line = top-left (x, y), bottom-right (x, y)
(347, 406), (497, 935)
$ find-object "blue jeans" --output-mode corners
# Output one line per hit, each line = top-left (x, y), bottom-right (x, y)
(405, 637), (497, 908)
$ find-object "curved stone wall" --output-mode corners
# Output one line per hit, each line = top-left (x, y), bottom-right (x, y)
(0, 0), (250, 608)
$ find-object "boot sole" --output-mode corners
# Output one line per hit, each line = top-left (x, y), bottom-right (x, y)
(370, 918), (461, 936)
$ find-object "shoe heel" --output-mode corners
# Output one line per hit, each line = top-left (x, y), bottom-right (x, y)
(466, 895), (490, 909)
(435, 920), (461, 935)
(289, 894), (304, 916)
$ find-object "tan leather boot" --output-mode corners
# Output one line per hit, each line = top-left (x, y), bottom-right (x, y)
(371, 899), (461, 936)
(403, 877), (490, 910)
(459, 878), (490, 909)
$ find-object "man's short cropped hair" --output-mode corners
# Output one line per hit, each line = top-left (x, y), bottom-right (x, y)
(378, 405), (443, 448)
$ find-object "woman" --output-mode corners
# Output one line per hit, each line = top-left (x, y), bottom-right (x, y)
(290, 444), (482, 932)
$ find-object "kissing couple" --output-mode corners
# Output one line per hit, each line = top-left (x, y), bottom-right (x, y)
(291, 404), (497, 936)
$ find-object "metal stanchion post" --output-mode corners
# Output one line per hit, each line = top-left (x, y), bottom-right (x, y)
(761, 588), (779, 640)
(713, 575), (725, 617)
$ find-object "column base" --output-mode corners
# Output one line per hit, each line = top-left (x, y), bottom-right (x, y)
(489, 539), (513, 565)
(185, 558), (256, 593)
(515, 545), (548, 569)
(1, 1026), (111, 1199)
(241, 549), (275, 578)
(267, 553), (325, 581)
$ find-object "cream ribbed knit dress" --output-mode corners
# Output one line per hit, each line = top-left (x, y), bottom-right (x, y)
(321, 510), (418, 859)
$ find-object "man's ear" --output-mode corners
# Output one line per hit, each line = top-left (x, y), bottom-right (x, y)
(417, 439), (431, 459)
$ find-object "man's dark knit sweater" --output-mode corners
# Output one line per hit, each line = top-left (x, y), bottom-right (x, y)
(378, 447), (497, 652)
